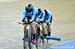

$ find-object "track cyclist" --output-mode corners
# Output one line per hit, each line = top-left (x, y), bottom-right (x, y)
(36, 8), (46, 42)
(44, 9), (52, 37)
(36, 8), (53, 41)
(21, 4), (38, 44)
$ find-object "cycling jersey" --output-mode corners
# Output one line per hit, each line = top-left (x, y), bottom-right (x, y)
(22, 7), (38, 22)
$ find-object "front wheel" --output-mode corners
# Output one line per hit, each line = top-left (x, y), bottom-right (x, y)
(23, 40), (29, 49)
(23, 29), (32, 49)
(23, 36), (33, 49)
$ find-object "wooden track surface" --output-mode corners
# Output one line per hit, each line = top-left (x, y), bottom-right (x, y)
(0, 0), (75, 49)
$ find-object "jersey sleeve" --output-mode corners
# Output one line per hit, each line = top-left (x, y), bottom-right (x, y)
(22, 10), (26, 20)
(30, 8), (37, 22)
(40, 10), (45, 21)
(47, 10), (52, 23)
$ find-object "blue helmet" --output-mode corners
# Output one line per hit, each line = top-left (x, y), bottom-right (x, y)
(25, 4), (33, 12)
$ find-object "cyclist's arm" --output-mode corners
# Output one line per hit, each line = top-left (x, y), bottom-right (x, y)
(40, 10), (45, 21)
(22, 10), (26, 22)
(47, 11), (52, 24)
(30, 8), (37, 22)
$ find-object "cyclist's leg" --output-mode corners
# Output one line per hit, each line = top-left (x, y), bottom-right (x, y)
(47, 24), (51, 36)
(37, 24), (40, 39)
(31, 22), (37, 44)
(23, 25), (26, 33)
(47, 16), (52, 36)
(39, 23), (44, 45)
(43, 23), (48, 38)
(41, 23), (49, 44)
(40, 23), (43, 37)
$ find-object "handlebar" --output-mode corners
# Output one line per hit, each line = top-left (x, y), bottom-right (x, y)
(18, 22), (31, 25)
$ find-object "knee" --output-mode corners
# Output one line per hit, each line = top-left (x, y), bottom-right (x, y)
(32, 24), (37, 31)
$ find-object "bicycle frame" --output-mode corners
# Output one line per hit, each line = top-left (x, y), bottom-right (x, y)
(19, 22), (39, 49)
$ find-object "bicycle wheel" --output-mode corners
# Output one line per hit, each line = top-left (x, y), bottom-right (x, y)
(23, 40), (29, 49)
(23, 29), (29, 49)
(23, 39), (26, 49)
(27, 25), (33, 49)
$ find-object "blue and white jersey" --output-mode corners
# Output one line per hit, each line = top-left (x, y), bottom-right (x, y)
(22, 7), (38, 22)
(37, 9), (45, 23)
(45, 10), (52, 24)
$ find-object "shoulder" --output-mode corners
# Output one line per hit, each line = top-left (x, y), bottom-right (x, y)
(41, 9), (45, 14)
(47, 10), (52, 15)
(33, 7), (38, 13)
(33, 7), (37, 11)
(22, 10), (26, 15)
(23, 9), (26, 13)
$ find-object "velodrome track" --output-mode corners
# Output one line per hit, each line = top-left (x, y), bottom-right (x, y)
(0, 0), (75, 49)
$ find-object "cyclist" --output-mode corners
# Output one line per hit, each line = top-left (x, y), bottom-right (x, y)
(44, 9), (52, 36)
(22, 4), (38, 44)
(36, 8), (46, 41)
(36, 9), (52, 38)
